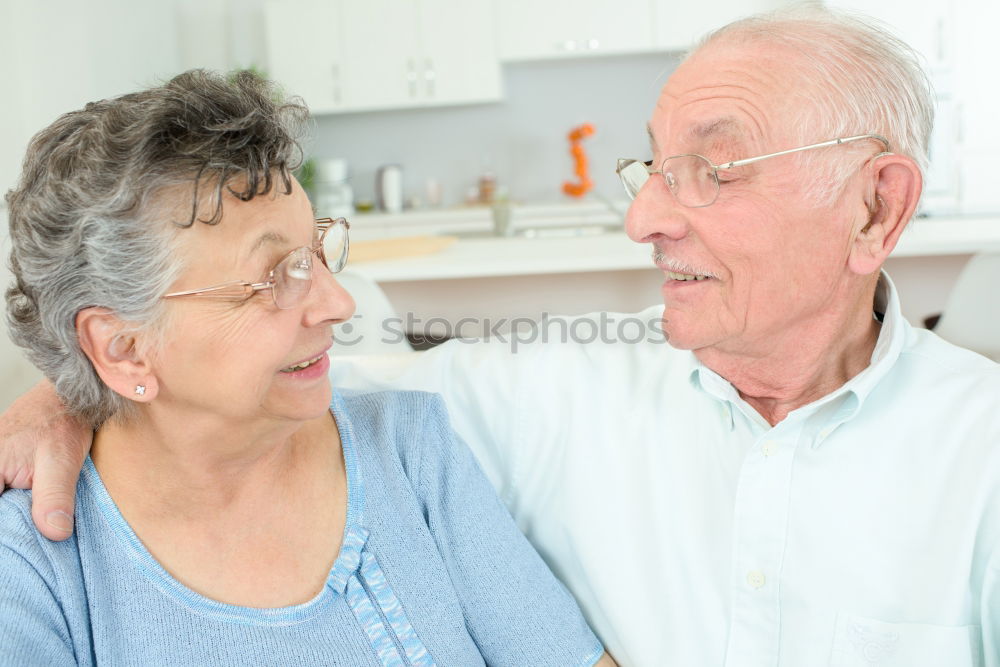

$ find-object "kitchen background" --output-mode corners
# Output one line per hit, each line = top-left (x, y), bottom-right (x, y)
(1, 0), (998, 409)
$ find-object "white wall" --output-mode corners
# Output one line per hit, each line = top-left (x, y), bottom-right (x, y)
(0, 1), (181, 198)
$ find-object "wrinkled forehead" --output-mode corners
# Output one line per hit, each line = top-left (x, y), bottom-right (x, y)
(650, 43), (802, 155)
(647, 116), (751, 157)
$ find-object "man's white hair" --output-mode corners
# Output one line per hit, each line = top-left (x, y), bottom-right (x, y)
(691, 2), (934, 206)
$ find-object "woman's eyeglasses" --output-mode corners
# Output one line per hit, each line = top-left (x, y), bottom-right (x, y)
(162, 217), (350, 310)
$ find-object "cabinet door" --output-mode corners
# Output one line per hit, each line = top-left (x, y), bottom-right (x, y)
(652, 0), (783, 51)
(417, 0), (502, 106)
(495, 0), (581, 61)
(496, 0), (654, 61)
(339, 0), (421, 111)
(265, 0), (347, 113)
(584, 0), (655, 55)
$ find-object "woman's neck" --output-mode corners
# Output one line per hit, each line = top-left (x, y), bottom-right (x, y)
(91, 408), (340, 517)
(90, 408), (347, 607)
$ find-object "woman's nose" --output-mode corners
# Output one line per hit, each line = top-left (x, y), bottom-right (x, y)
(302, 266), (356, 327)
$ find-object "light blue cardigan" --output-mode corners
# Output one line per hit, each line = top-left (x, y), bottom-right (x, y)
(0, 389), (603, 666)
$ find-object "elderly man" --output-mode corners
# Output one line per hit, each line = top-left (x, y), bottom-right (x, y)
(2, 6), (998, 666)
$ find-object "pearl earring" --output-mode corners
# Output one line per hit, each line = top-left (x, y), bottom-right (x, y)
(135, 385), (146, 396)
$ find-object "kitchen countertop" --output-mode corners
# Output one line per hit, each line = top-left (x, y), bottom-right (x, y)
(349, 215), (1000, 283)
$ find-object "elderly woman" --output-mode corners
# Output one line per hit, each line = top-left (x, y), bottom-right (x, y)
(0, 70), (612, 666)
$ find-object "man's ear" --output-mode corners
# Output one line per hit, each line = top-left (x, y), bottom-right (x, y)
(76, 308), (158, 402)
(848, 154), (922, 276)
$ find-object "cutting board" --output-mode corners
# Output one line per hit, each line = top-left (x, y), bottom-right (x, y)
(349, 235), (458, 263)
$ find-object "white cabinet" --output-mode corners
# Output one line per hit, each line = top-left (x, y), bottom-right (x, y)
(651, 0), (785, 51)
(495, 0), (654, 61)
(265, 1), (348, 111)
(418, 0), (502, 105)
(338, 0), (421, 109)
(493, 0), (789, 62)
(265, 0), (501, 114)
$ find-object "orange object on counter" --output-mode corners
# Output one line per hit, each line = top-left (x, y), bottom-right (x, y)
(562, 123), (595, 198)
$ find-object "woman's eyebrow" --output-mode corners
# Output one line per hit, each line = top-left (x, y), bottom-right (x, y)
(247, 230), (289, 258)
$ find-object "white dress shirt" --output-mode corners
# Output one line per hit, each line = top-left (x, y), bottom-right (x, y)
(332, 274), (1000, 667)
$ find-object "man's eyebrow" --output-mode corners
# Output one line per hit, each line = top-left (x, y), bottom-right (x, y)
(689, 118), (743, 140)
(647, 118), (744, 153)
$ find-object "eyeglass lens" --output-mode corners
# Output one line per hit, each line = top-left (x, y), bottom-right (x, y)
(618, 160), (651, 199)
(272, 247), (313, 309)
(322, 220), (349, 273)
(618, 156), (720, 207)
(665, 155), (719, 207)
(270, 220), (349, 309)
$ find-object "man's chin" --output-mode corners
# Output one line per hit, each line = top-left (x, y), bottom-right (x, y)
(659, 318), (717, 352)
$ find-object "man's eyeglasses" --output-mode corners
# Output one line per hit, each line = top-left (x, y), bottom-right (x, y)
(616, 134), (890, 208)
(163, 217), (350, 310)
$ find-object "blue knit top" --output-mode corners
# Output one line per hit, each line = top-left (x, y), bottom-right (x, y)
(0, 390), (603, 666)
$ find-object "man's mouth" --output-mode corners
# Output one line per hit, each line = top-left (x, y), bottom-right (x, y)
(664, 270), (712, 282)
(280, 354), (324, 373)
(653, 248), (716, 282)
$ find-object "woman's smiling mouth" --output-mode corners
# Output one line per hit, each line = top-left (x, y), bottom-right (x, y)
(280, 354), (325, 373)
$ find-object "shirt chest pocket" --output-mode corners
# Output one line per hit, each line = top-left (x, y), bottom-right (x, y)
(829, 613), (982, 667)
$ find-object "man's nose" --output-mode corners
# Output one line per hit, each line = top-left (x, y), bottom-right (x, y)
(624, 175), (691, 244)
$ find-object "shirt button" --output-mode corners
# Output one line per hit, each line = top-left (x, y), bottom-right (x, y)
(761, 440), (778, 457)
(747, 570), (766, 589)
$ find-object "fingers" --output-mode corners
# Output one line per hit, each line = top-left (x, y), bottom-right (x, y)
(0, 381), (54, 495)
(30, 432), (91, 541)
(0, 379), (92, 541)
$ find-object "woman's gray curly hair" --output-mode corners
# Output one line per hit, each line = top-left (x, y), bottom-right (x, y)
(5, 69), (309, 428)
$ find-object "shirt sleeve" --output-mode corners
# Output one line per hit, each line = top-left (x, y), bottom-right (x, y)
(0, 498), (78, 666)
(413, 394), (604, 667)
(331, 338), (529, 500)
(984, 547), (1000, 667)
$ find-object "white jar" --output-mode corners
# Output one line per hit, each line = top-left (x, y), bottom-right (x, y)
(314, 158), (354, 219)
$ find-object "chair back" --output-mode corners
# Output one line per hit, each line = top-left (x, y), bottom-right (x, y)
(332, 270), (414, 355)
(934, 252), (1000, 361)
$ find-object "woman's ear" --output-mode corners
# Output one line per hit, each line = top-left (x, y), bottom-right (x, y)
(76, 308), (158, 402)
(848, 153), (922, 276)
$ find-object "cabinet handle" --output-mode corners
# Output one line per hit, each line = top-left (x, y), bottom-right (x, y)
(407, 59), (418, 98)
(558, 39), (578, 51)
(424, 58), (435, 97)
(587, 37), (599, 50)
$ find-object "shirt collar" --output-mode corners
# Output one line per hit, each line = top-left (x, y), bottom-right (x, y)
(687, 270), (909, 441)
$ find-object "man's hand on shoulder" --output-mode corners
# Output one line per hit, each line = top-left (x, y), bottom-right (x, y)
(0, 380), (92, 541)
